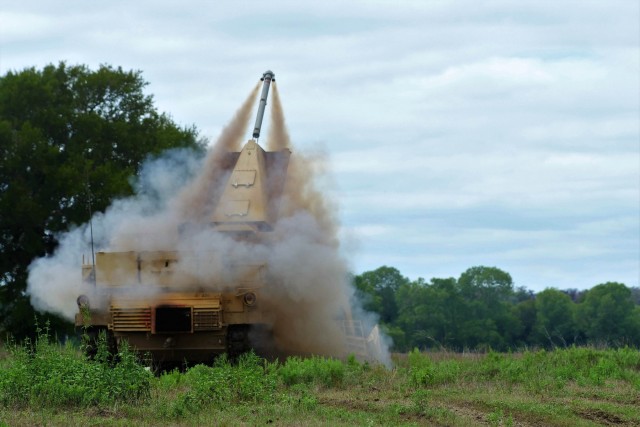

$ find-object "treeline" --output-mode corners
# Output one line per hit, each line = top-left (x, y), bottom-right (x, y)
(353, 266), (640, 352)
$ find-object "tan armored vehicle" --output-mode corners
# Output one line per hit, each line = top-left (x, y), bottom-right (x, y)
(75, 71), (290, 363)
(75, 71), (384, 365)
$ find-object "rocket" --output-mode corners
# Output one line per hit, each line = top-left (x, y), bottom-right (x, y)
(252, 70), (275, 139)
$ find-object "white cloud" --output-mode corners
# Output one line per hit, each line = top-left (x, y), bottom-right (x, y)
(0, 12), (56, 42)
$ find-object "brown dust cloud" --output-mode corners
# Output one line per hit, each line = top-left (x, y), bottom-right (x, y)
(26, 80), (390, 364)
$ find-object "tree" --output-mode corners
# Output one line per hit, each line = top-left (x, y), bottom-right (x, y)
(562, 288), (587, 303)
(457, 266), (514, 301)
(576, 282), (640, 346)
(354, 266), (409, 325)
(355, 264), (638, 351)
(456, 266), (519, 350)
(396, 277), (463, 351)
(512, 298), (537, 346)
(0, 62), (203, 338)
(531, 288), (577, 347)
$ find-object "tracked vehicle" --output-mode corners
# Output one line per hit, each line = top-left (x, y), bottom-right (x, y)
(75, 71), (290, 363)
(75, 71), (384, 365)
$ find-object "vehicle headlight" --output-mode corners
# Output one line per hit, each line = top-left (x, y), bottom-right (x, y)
(243, 292), (257, 306)
(76, 294), (90, 309)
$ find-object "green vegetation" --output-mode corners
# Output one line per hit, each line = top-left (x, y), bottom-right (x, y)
(0, 325), (151, 408)
(0, 62), (203, 339)
(355, 266), (640, 352)
(1, 329), (639, 426)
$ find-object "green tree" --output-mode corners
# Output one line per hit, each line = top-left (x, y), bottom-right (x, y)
(531, 288), (577, 347)
(396, 277), (463, 351)
(354, 266), (409, 325)
(457, 266), (514, 301)
(456, 266), (519, 350)
(576, 282), (640, 346)
(512, 298), (536, 346)
(0, 62), (203, 339)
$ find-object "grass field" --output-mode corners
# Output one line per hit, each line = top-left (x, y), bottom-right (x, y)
(1, 331), (639, 426)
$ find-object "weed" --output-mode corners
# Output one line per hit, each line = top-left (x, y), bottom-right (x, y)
(155, 368), (183, 390)
(0, 322), (151, 408)
(162, 350), (279, 417)
(278, 355), (346, 388)
(486, 409), (514, 426)
(406, 348), (461, 387)
(410, 389), (430, 414)
(296, 388), (318, 411)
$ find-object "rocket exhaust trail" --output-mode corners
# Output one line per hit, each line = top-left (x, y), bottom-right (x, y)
(267, 83), (291, 151)
(176, 82), (261, 221)
(269, 83), (339, 247)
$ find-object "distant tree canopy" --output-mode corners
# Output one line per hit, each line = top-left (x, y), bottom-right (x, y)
(0, 62), (204, 338)
(355, 266), (640, 351)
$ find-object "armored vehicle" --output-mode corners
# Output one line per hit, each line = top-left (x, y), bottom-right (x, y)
(75, 71), (384, 365)
(75, 71), (290, 363)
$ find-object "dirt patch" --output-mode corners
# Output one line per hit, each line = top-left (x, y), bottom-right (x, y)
(318, 396), (384, 413)
(576, 408), (625, 425)
(443, 403), (489, 425)
(441, 401), (547, 427)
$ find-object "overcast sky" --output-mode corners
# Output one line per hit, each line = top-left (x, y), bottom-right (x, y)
(1, 1), (638, 291)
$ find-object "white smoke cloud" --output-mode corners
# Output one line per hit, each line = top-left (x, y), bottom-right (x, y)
(27, 225), (89, 320)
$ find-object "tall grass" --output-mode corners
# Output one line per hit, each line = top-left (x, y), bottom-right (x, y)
(404, 346), (640, 392)
(156, 353), (371, 417)
(278, 355), (347, 387)
(2, 330), (639, 425)
(0, 324), (151, 408)
(157, 352), (279, 416)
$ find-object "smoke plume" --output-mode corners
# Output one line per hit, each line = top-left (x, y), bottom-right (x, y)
(26, 80), (390, 364)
